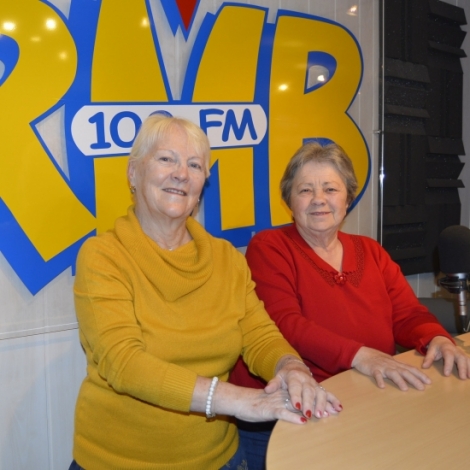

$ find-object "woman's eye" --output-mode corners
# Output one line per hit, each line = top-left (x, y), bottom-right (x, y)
(190, 162), (202, 170)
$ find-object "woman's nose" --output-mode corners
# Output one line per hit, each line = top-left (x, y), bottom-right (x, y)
(311, 191), (325, 204)
(172, 162), (189, 181)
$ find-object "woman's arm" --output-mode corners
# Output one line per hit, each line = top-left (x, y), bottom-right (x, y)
(191, 356), (342, 424)
(74, 237), (198, 412)
(353, 240), (470, 386)
(376, 242), (454, 352)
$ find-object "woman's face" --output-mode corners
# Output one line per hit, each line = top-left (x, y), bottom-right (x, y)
(128, 125), (206, 226)
(290, 161), (349, 239)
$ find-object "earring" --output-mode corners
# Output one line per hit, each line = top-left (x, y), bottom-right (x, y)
(130, 186), (136, 194)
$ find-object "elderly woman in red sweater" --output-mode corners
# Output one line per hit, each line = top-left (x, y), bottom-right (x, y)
(230, 141), (470, 470)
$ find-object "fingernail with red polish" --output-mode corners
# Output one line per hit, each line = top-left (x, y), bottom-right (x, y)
(300, 417), (307, 423)
(338, 404), (343, 410)
(305, 410), (312, 418)
(295, 402), (301, 410)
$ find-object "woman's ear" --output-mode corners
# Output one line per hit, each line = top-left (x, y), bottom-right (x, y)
(127, 161), (136, 187)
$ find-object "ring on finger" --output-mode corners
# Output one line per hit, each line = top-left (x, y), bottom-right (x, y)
(284, 398), (290, 409)
(314, 385), (326, 392)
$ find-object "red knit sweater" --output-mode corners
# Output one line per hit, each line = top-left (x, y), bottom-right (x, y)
(230, 224), (453, 387)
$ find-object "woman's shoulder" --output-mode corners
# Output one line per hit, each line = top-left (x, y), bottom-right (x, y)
(339, 232), (391, 262)
(340, 231), (381, 247)
(250, 225), (294, 245)
(76, 230), (121, 264)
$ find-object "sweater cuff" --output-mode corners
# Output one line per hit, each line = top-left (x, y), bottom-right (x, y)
(255, 338), (301, 381)
(415, 330), (455, 355)
(159, 363), (198, 412)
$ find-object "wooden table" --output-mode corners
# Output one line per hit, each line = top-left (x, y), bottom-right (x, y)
(267, 333), (470, 469)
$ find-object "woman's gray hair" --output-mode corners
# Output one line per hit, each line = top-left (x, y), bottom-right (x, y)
(280, 141), (358, 208)
(128, 113), (211, 177)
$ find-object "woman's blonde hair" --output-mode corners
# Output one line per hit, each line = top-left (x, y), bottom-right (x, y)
(129, 113), (211, 177)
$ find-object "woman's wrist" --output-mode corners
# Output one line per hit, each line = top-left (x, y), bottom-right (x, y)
(210, 380), (256, 419)
(276, 355), (311, 375)
(287, 358), (313, 376)
(205, 377), (219, 419)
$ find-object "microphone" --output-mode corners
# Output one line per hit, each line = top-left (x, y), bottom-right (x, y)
(438, 225), (470, 333)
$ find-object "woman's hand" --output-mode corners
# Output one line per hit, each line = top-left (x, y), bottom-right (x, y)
(196, 380), (326, 425)
(226, 387), (309, 425)
(190, 357), (342, 425)
(264, 356), (342, 420)
(352, 346), (432, 391)
(422, 336), (470, 379)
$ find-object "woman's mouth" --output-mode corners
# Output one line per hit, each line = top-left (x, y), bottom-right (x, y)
(164, 188), (187, 196)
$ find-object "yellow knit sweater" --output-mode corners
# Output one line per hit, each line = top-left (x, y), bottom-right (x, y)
(72, 207), (298, 469)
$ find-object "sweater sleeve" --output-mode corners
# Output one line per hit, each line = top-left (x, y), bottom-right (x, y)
(230, 249), (301, 381)
(246, 232), (364, 376)
(74, 237), (197, 413)
(372, 241), (454, 354)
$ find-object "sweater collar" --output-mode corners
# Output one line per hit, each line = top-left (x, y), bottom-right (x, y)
(114, 206), (213, 301)
(284, 224), (358, 273)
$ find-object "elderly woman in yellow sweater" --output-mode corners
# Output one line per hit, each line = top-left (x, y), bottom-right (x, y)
(69, 114), (342, 470)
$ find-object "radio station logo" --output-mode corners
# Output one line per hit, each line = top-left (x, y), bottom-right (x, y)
(0, 0), (369, 294)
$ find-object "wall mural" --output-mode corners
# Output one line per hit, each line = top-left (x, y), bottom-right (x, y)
(0, 0), (369, 295)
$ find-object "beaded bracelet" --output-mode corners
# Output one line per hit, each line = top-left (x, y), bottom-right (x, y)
(205, 376), (219, 419)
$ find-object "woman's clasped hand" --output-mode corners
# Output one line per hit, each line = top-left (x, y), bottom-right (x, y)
(195, 357), (341, 426)
(257, 357), (341, 422)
